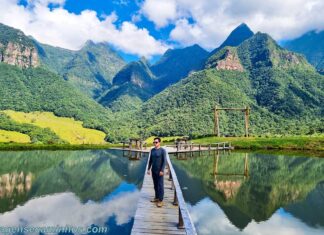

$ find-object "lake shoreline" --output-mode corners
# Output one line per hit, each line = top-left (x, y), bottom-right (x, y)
(0, 143), (118, 151)
(191, 136), (324, 151)
(0, 137), (323, 157)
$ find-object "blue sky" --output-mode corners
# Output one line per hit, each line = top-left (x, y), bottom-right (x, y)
(2, 0), (324, 61)
(63, 0), (174, 61)
(62, 0), (177, 61)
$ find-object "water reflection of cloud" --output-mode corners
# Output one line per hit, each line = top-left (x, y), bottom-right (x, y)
(189, 197), (324, 235)
(0, 191), (139, 227)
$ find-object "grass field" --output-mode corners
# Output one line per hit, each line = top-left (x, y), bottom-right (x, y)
(0, 129), (30, 143)
(191, 136), (324, 151)
(145, 136), (183, 144)
(2, 110), (106, 144)
(0, 143), (121, 151)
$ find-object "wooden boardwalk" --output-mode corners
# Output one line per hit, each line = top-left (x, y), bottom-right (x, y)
(111, 142), (233, 154)
(131, 151), (197, 235)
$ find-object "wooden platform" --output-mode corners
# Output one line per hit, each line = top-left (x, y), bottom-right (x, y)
(131, 152), (197, 235)
(111, 142), (233, 154)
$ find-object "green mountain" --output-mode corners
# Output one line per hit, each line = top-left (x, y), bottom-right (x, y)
(0, 63), (113, 134)
(36, 40), (125, 98)
(210, 23), (254, 55)
(0, 24), (115, 139)
(129, 33), (324, 137)
(151, 44), (209, 91)
(98, 58), (156, 111)
(99, 45), (209, 111)
(35, 42), (75, 74)
(284, 30), (324, 73)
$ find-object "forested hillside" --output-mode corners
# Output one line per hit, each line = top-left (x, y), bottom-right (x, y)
(36, 40), (125, 98)
(125, 33), (324, 138)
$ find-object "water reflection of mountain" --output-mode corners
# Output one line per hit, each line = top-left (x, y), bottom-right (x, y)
(285, 181), (324, 227)
(0, 150), (146, 213)
(108, 150), (147, 187)
(172, 152), (324, 230)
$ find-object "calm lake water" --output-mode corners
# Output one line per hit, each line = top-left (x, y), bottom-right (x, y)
(171, 151), (324, 235)
(0, 149), (148, 235)
(0, 149), (323, 235)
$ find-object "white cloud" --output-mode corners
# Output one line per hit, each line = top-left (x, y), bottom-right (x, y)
(141, 0), (324, 49)
(0, 191), (139, 228)
(141, 0), (178, 28)
(0, 0), (168, 57)
(188, 197), (324, 235)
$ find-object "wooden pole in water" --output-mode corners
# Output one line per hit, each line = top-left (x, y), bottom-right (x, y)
(245, 106), (250, 137)
(244, 153), (248, 177)
(213, 151), (219, 176)
(214, 106), (220, 137)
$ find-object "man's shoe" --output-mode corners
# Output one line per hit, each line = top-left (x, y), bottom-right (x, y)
(150, 198), (159, 203)
(157, 201), (163, 207)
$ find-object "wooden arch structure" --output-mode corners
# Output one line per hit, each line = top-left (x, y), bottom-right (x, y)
(213, 106), (250, 137)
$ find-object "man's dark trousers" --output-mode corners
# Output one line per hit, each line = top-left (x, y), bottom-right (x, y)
(152, 171), (164, 201)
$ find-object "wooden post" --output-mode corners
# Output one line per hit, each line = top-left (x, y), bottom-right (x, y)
(245, 106), (250, 137)
(199, 144), (201, 151)
(166, 163), (172, 182)
(173, 190), (178, 206)
(213, 151), (217, 175)
(214, 106), (220, 137)
(178, 207), (184, 229)
(244, 153), (248, 177)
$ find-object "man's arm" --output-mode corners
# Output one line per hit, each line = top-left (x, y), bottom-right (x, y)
(147, 150), (153, 173)
(160, 148), (166, 173)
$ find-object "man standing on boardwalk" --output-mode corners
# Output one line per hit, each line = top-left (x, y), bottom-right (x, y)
(147, 137), (166, 207)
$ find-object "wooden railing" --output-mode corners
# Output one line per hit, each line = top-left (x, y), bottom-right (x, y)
(165, 153), (197, 235)
(164, 142), (232, 151)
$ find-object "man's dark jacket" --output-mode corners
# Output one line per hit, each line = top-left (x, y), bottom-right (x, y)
(148, 147), (166, 173)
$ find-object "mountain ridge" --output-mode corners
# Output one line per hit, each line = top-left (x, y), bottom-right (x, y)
(35, 39), (126, 98)
(284, 29), (324, 73)
(210, 23), (254, 55)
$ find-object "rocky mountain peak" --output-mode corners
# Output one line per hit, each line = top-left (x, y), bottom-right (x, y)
(0, 23), (39, 68)
(206, 47), (244, 71)
(210, 23), (254, 55)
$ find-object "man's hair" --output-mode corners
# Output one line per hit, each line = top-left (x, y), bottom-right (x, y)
(154, 137), (161, 142)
